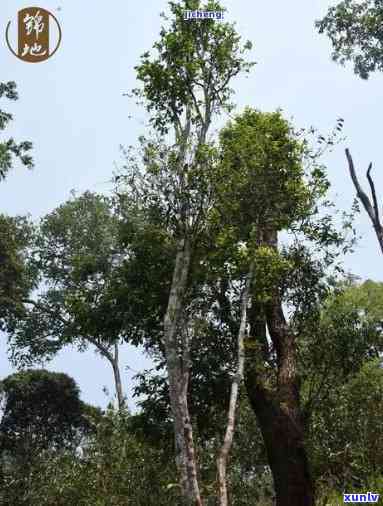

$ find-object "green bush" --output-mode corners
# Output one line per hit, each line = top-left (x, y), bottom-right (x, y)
(1, 409), (178, 506)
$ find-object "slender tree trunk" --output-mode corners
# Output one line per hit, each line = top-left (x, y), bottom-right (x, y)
(163, 238), (202, 505)
(111, 342), (125, 411)
(217, 269), (252, 506)
(90, 338), (126, 411)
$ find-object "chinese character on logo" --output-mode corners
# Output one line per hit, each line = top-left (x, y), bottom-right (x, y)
(23, 10), (45, 40)
(21, 42), (47, 57)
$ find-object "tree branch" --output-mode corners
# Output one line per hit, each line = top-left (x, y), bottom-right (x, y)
(345, 148), (383, 255)
(366, 162), (380, 225)
(345, 149), (375, 223)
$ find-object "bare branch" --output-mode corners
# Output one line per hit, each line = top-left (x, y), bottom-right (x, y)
(345, 148), (383, 255)
(366, 162), (380, 225)
(345, 149), (376, 224)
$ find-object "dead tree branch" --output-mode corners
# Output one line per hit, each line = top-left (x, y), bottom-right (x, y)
(345, 148), (383, 255)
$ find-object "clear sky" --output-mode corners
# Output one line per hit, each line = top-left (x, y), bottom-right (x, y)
(1, 0), (382, 410)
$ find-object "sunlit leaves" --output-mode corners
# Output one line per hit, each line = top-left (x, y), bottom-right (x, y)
(133, 0), (254, 135)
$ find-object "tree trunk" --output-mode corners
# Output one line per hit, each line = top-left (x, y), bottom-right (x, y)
(88, 337), (126, 411)
(244, 229), (314, 506)
(163, 238), (202, 505)
(245, 381), (314, 506)
(264, 298), (314, 505)
(245, 302), (315, 506)
(111, 342), (125, 411)
(217, 269), (252, 506)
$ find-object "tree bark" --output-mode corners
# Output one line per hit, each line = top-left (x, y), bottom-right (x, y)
(245, 379), (314, 506)
(244, 230), (314, 506)
(111, 342), (125, 411)
(267, 300), (314, 506)
(217, 269), (252, 506)
(163, 238), (202, 506)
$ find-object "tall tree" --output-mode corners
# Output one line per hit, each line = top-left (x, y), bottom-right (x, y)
(210, 108), (347, 506)
(126, 108), (349, 504)
(124, 1), (253, 502)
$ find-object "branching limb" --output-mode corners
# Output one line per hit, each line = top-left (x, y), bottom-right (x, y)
(345, 148), (383, 255)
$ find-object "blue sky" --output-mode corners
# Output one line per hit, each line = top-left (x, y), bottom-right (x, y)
(1, 0), (382, 409)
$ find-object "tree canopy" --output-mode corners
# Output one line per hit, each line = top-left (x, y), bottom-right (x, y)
(316, 0), (383, 79)
(0, 369), (99, 463)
